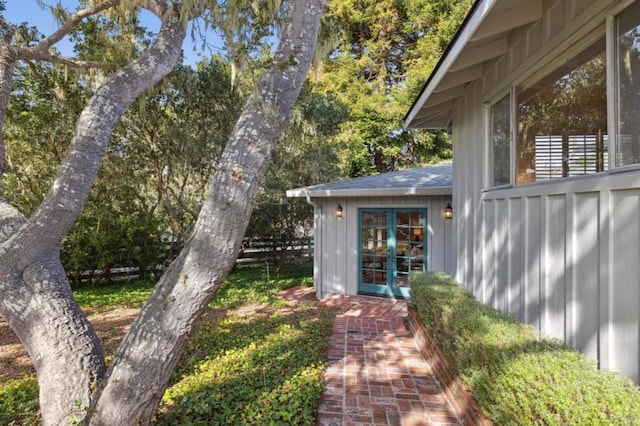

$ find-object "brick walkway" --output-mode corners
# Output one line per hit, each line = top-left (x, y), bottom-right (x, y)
(277, 287), (463, 426)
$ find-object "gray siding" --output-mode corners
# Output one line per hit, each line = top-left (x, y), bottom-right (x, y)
(452, 0), (640, 383)
(313, 195), (453, 297)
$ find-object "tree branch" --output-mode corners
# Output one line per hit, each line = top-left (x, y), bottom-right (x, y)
(17, 50), (115, 69)
(28, 0), (121, 56)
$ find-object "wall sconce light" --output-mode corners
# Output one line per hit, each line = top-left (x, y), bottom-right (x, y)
(444, 203), (453, 219)
(336, 204), (343, 218)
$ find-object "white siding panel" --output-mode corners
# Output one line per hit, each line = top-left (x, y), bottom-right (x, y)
(483, 200), (496, 307)
(345, 198), (359, 295)
(544, 194), (567, 341)
(508, 198), (524, 321)
(450, 0), (640, 383)
(572, 193), (600, 361)
(547, 0), (566, 40)
(524, 196), (543, 330)
(610, 189), (640, 384)
(495, 198), (508, 312)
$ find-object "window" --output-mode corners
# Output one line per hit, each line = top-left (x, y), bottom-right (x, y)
(516, 40), (607, 184)
(615, 1), (640, 167)
(491, 95), (511, 186)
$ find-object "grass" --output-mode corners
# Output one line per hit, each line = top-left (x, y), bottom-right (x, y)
(0, 260), (332, 425)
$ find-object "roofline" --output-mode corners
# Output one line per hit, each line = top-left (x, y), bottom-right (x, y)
(286, 187), (452, 198)
(403, 0), (495, 128)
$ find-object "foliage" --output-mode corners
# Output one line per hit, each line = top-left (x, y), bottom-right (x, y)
(245, 83), (347, 270)
(0, 262), (325, 425)
(156, 304), (333, 425)
(73, 280), (156, 311)
(213, 262), (313, 310)
(0, 378), (40, 426)
(3, 55), (244, 285)
(410, 272), (640, 425)
(311, 0), (473, 176)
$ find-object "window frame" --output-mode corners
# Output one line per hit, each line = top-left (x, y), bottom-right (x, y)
(609, 0), (640, 173)
(488, 91), (514, 189)
(484, 1), (640, 187)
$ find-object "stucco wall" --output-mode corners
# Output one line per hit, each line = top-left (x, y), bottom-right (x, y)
(312, 195), (453, 298)
(452, 0), (640, 383)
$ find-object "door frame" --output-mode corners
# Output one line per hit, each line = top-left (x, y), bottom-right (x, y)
(357, 207), (428, 298)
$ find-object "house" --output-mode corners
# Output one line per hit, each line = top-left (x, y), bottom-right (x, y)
(286, 163), (453, 299)
(404, 0), (640, 383)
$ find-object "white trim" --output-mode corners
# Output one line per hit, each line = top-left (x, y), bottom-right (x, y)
(403, 0), (498, 128)
(487, 91), (512, 189)
(483, 0), (611, 102)
(483, 102), (491, 190)
(607, 11), (617, 171)
(286, 187), (453, 198)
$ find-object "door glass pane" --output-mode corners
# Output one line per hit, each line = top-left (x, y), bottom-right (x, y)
(361, 212), (388, 287)
(396, 211), (425, 288)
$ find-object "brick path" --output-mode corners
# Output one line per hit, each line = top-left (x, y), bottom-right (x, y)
(277, 287), (463, 426)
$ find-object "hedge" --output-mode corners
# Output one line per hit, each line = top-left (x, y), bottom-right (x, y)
(410, 271), (640, 425)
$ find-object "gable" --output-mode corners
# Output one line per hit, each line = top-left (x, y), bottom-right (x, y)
(404, 0), (610, 129)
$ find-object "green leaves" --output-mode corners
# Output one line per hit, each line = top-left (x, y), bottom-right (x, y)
(1, 262), (327, 425)
(310, 0), (473, 175)
(411, 272), (640, 425)
(0, 378), (40, 426)
(155, 264), (332, 425)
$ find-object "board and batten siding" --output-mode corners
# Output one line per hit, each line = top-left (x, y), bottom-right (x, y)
(311, 195), (453, 298)
(450, 0), (640, 383)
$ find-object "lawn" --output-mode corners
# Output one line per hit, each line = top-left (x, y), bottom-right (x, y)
(0, 261), (335, 425)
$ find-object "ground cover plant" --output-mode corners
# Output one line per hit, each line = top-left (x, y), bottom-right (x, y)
(411, 271), (640, 425)
(0, 262), (332, 425)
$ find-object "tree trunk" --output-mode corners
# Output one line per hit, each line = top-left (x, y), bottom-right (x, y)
(0, 2), (186, 424)
(86, 1), (326, 424)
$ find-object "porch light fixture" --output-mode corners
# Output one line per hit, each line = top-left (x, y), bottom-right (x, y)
(336, 204), (343, 218)
(444, 203), (453, 219)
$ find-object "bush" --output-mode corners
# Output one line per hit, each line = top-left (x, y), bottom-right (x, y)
(410, 271), (640, 425)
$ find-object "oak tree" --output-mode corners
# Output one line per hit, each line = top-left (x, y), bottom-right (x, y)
(0, 0), (326, 424)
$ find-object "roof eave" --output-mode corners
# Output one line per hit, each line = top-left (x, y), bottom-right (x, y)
(403, 0), (496, 129)
(286, 187), (452, 199)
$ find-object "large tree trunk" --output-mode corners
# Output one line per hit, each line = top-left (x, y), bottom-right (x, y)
(0, 2), (186, 424)
(86, 1), (327, 424)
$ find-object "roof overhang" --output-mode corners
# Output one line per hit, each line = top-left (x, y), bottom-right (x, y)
(286, 186), (452, 198)
(403, 0), (542, 129)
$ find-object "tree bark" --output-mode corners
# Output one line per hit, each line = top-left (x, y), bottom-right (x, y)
(0, 2), (186, 424)
(86, 0), (327, 424)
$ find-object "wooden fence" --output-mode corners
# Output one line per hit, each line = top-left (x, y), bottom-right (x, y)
(69, 238), (314, 285)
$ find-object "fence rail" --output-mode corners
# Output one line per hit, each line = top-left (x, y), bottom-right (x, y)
(69, 238), (314, 285)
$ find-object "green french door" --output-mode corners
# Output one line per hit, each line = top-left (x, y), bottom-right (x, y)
(358, 208), (427, 298)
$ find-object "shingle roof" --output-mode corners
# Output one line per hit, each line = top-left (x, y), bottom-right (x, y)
(286, 162), (452, 198)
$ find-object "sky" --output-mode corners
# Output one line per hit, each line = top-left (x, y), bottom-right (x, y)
(2, 0), (225, 66)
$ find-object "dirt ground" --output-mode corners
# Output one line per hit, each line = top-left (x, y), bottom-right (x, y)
(0, 287), (320, 382)
(0, 308), (139, 381)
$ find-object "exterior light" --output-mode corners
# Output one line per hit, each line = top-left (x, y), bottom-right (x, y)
(336, 204), (343, 218)
(444, 203), (453, 219)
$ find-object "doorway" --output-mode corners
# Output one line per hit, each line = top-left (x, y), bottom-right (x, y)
(358, 208), (427, 298)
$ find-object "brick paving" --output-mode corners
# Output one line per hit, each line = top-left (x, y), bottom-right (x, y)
(277, 287), (464, 426)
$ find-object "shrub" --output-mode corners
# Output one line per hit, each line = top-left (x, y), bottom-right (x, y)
(410, 271), (640, 425)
